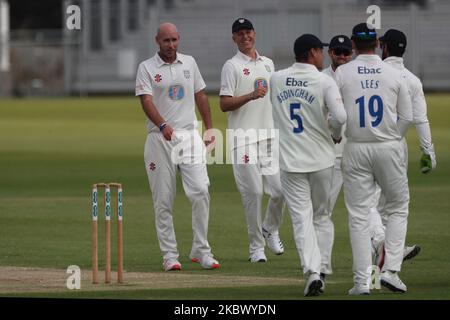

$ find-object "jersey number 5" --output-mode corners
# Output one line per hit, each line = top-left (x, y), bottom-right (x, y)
(290, 103), (303, 133)
(356, 95), (383, 127)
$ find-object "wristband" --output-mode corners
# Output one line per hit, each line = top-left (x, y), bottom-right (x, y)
(159, 122), (167, 132)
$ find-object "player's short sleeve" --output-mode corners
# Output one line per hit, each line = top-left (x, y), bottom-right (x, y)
(135, 62), (153, 96)
(220, 61), (237, 96)
(191, 57), (206, 93)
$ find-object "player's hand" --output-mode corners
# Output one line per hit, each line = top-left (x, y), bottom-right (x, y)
(250, 86), (267, 100)
(204, 129), (216, 153)
(161, 124), (174, 141)
(420, 144), (436, 174)
(332, 135), (342, 144)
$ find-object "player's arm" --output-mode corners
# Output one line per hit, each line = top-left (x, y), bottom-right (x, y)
(195, 89), (215, 148)
(396, 80), (413, 137)
(219, 61), (266, 112)
(397, 77), (413, 137)
(220, 91), (265, 112)
(135, 63), (173, 140)
(323, 76), (347, 141)
(412, 82), (436, 173)
(139, 95), (173, 141)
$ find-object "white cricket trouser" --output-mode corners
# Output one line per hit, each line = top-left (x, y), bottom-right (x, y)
(330, 156), (387, 259)
(317, 157), (342, 274)
(232, 139), (284, 256)
(281, 167), (333, 275)
(343, 140), (409, 286)
(144, 131), (212, 261)
(328, 157), (343, 215)
(369, 138), (409, 252)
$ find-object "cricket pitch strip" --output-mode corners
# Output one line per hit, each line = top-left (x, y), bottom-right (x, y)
(0, 266), (307, 295)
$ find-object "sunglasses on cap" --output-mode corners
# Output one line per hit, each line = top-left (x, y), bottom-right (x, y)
(333, 48), (352, 56)
(352, 31), (377, 40)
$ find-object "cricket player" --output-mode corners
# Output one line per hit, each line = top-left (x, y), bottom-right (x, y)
(322, 35), (419, 275)
(270, 34), (346, 296)
(220, 18), (285, 263)
(320, 35), (353, 280)
(334, 23), (413, 295)
(370, 28), (436, 267)
(135, 23), (220, 272)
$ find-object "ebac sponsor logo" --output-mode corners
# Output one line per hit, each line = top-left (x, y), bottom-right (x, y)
(285, 77), (308, 87)
(357, 66), (381, 74)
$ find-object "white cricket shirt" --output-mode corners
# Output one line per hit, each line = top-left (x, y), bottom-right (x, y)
(384, 56), (432, 148)
(334, 54), (413, 143)
(322, 65), (335, 79)
(135, 52), (206, 132)
(220, 50), (275, 148)
(270, 63), (347, 173)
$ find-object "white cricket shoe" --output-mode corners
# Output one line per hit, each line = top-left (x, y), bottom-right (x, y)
(190, 254), (220, 269)
(348, 284), (370, 295)
(199, 255), (220, 269)
(304, 272), (323, 297)
(262, 228), (284, 255)
(403, 245), (421, 261)
(163, 258), (181, 272)
(248, 251), (267, 263)
(380, 271), (407, 293)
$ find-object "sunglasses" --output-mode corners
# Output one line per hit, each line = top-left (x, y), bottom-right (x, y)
(333, 48), (352, 56)
(354, 31), (377, 38)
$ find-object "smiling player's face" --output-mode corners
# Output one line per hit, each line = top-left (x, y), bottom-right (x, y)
(232, 29), (256, 53)
(329, 48), (353, 67)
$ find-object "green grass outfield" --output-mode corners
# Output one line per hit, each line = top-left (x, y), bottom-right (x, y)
(0, 94), (449, 300)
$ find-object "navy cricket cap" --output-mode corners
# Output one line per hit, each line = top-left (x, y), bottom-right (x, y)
(232, 18), (254, 33)
(379, 29), (407, 49)
(329, 35), (352, 50)
(294, 34), (329, 56)
(351, 23), (377, 41)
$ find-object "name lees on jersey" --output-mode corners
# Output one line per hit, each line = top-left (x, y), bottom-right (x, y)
(357, 66), (380, 90)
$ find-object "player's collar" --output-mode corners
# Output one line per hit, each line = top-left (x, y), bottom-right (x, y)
(154, 52), (184, 67)
(236, 50), (263, 63)
(355, 54), (382, 62)
(292, 62), (319, 72)
(383, 56), (404, 68)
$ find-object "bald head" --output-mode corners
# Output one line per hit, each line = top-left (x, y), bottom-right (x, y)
(157, 23), (179, 38)
(155, 22), (180, 63)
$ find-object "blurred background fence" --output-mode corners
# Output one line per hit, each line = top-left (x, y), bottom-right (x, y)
(1, 0), (450, 96)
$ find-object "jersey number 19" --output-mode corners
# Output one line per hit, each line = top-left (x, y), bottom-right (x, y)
(356, 95), (383, 127)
